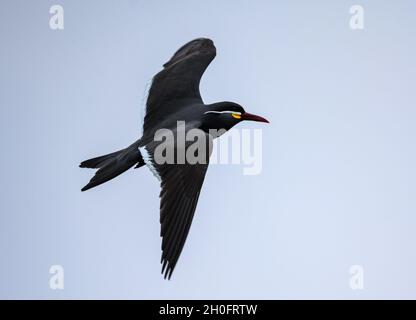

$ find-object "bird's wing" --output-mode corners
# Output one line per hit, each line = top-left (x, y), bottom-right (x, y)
(140, 130), (212, 279)
(143, 38), (216, 134)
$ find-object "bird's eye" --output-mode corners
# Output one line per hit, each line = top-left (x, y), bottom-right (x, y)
(231, 113), (241, 119)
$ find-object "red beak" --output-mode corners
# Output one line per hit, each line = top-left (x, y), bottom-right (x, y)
(241, 112), (269, 123)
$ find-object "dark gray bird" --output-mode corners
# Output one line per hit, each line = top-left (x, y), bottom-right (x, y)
(80, 38), (269, 279)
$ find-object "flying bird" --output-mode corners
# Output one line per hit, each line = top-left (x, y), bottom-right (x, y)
(80, 38), (269, 279)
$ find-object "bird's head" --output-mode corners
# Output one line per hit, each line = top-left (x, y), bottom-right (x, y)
(202, 102), (269, 132)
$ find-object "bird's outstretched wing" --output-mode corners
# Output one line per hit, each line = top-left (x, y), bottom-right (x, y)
(140, 130), (212, 279)
(143, 38), (216, 134)
(158, 160), (208, 279)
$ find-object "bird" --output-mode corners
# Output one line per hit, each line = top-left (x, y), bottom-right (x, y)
(80, 38), (269, 279)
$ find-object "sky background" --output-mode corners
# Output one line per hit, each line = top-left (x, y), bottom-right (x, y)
(1, 0), (415, 299)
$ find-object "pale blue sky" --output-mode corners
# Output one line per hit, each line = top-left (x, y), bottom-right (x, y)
(0, 0), (415, 299)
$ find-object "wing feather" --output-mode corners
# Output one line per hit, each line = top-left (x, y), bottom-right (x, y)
(142, 132), (212, 279)
(142, 38), (216, 135)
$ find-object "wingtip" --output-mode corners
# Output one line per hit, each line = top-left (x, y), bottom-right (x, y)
(161, 258), (174, 280)
(79, 160), (89, 168)
(164, 270), (173, 280)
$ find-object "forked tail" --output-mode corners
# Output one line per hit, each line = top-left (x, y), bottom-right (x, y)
(80, 142), (144, 191)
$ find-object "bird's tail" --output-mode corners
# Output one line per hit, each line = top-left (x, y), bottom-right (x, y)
(80, 142), (145, 192)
